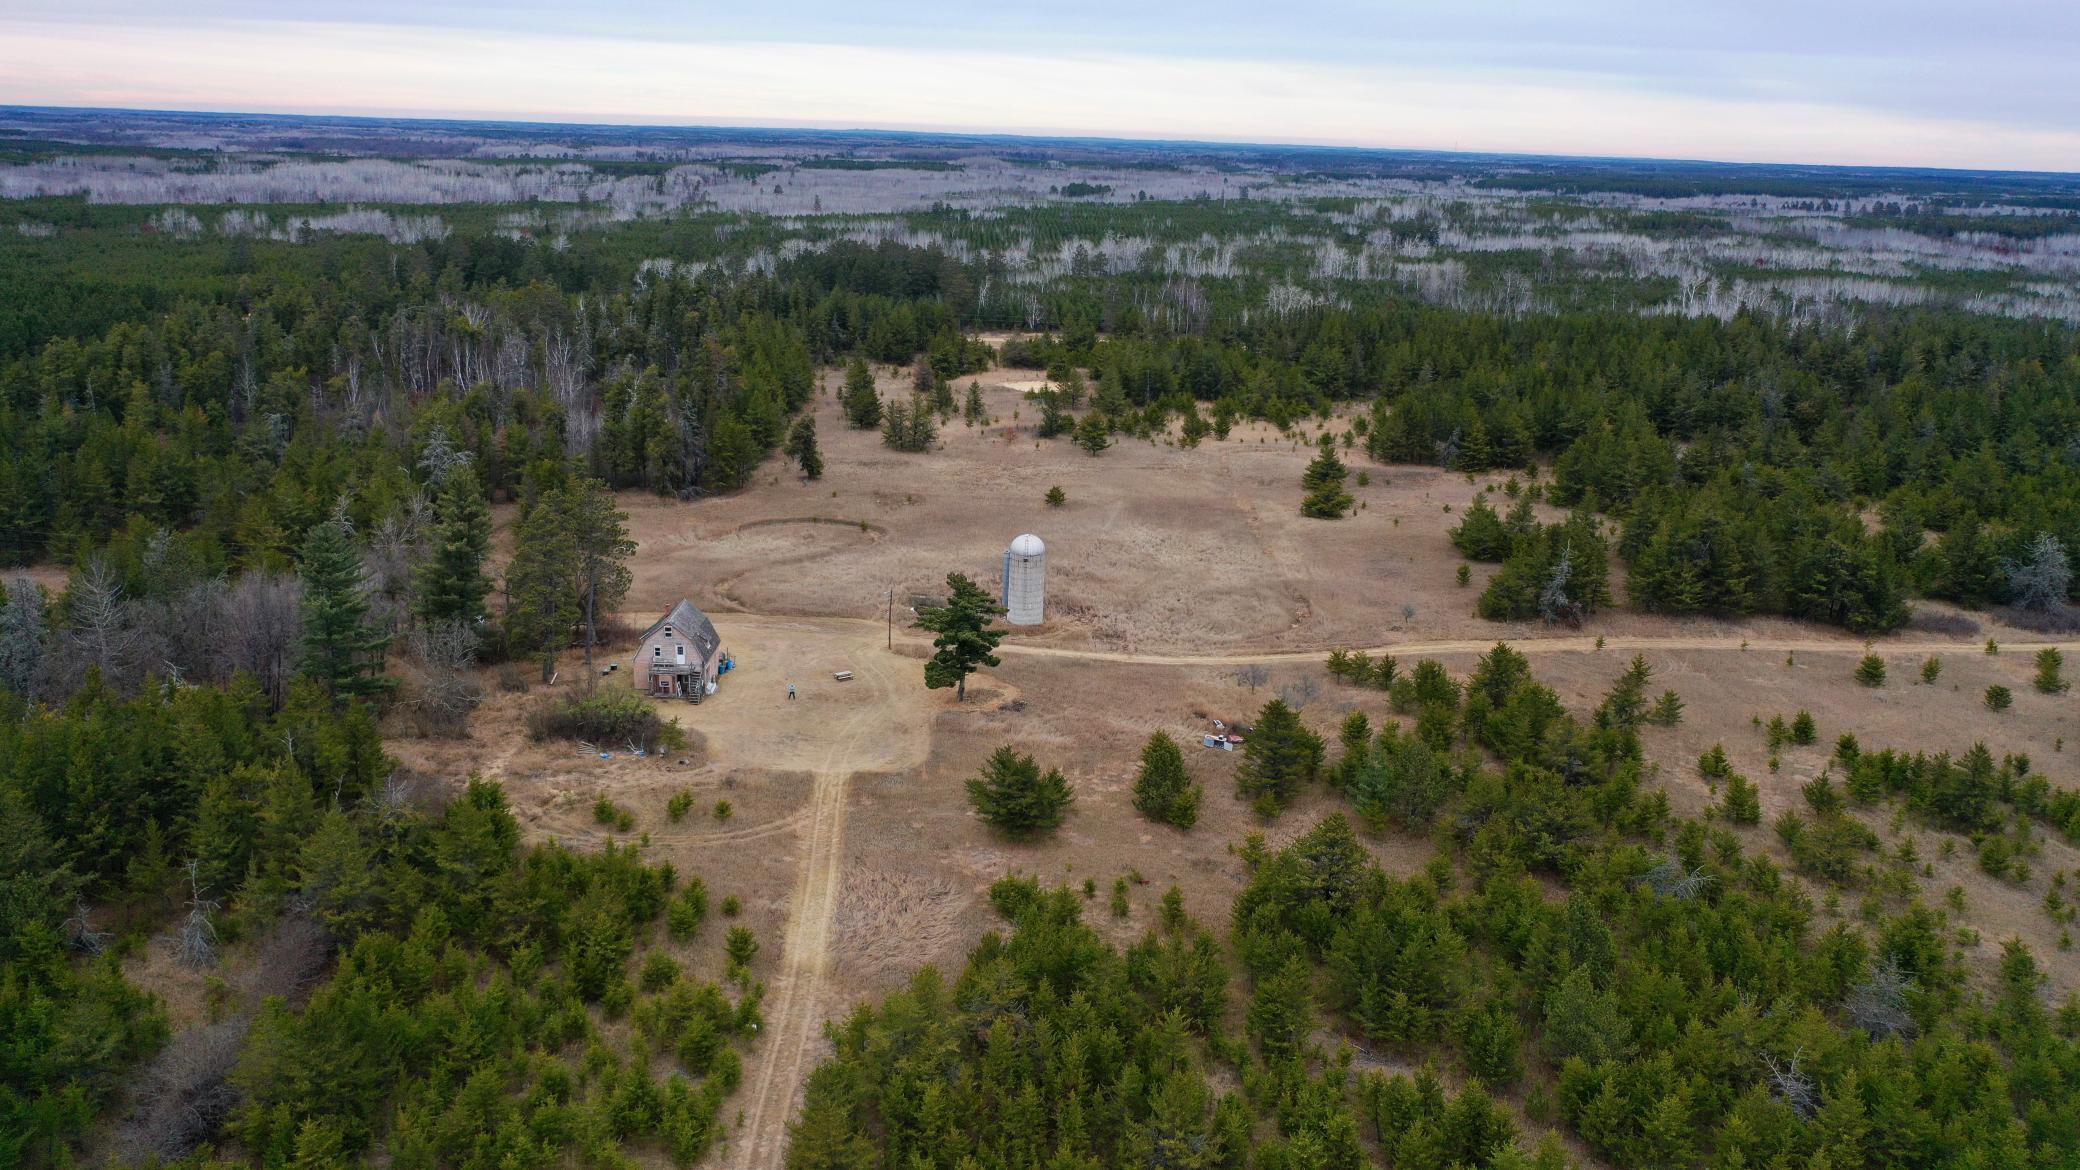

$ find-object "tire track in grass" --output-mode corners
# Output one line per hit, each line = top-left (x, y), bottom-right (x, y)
(734, 651), (893, 1169)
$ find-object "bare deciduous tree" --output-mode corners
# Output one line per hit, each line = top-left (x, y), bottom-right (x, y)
(1762, 1049), (1818, 1119)
(1279, 676), (1322, 710)
(220, 573), (304, 708)
(1845, 957), (1915, 1040)
(70, 558), (145, 689)
(1539, 545), (1584, 627)
(1235, 664), (1271, 692)
(152, 582), (230, 688)
(1637, 857), (1714, 901)
(2004, 532), (2072, 612)
(63, 897), (110, 956)
(175, 861), (220, 969)
(416, 424), (473, 484)
(111, 1016), (247, 1164)
(402, 618), (484, 737)
(365, 493), (431, 617)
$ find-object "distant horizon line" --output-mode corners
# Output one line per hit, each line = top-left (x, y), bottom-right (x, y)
(8, 102), (2080, 182)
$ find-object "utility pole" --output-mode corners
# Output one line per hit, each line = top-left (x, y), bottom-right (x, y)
(886, 588), (894, 650)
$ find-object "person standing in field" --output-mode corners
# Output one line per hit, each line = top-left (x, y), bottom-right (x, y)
(788, 683), (797, 700)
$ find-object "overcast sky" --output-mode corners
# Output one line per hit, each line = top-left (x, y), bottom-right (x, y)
(3, 1), (2076, 171)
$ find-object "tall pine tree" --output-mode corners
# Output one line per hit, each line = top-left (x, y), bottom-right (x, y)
(563, 479), (635, 680)
(840, 358), (882, 429)
(786, 415), (824, 481)
(416, 466), (493, 629)
(298, 521), (394, 701)
(966, 746), (1074, 838)
(1132, 730), (1201, 829)
(505, 487), (580, 683)
(1300, 436), (1354, 519)
(915, 572), (1005, 701)
(1237, 698), (1322, 816)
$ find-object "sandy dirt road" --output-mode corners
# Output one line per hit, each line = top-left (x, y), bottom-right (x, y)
(996, 631), (2080, 667)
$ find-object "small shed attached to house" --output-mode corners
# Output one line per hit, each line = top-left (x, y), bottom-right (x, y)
(637, 599), (725, 702)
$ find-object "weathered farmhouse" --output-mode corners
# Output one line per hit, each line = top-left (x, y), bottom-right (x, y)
(637, 599), (724, 702)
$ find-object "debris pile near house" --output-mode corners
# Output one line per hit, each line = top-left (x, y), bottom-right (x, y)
(1199, 716), (1247, 751)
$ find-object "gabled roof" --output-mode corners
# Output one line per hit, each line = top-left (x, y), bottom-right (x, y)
(640, 599), (721, 660)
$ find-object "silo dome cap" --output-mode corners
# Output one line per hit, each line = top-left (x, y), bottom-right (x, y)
(1009, 533), (1045, 556)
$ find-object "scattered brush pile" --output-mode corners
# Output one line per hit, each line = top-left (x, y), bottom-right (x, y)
(528, 687), (687, 753)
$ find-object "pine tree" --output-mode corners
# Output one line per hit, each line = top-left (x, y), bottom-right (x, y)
(966, 746), (1074, 838)
(2033, 647), (2068, 694)
(915, 572), (1004, 701)
(299, 809), (382, 936)
(1541, 966), (1632, 1065)
(840, 357), (882, 429)
(1237, 698), (1323, 816)
(880, 397), (907, 449)
(563, 478), (635, 679)
(190, 770), (257, 897)
(1073, 412), (1111, 456)
(505, 487), (580, 683)
(1722, 772), (1762, 824)
(1633, 1087), (1696, 1170)
(1036, 391), (1071, 438)
(416, 465), (492, 629)
(1246, 956), (1315, 1057)
(1132, 731), (1201, 829)
(1449, 496), (1512, 560)
(787, 1084), (881, 1170)
(1855, 654), (1887, 687)
(1597, 656), (1652, 730)
(1300, 436), (1353, 519)
(881, 396), (936, 452)
(0, 576), (48, 701)
(786, 415), (824, 480)
(1179, 404), (1209, 448)
(963, 381), (986, 425)
(1456, 998), (1523, 1086)
(907, 395), (938, 450)
(297, 521), (394, 701)
(1350, 734), (1452, 831)
(1648, 690), (1685, 726)
(1330, 710), (1371, 790)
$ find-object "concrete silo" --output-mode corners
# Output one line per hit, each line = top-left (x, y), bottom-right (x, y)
(1002, 533), (1046, 625)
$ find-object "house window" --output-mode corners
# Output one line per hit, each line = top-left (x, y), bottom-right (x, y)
(652, 647), (660, 657)
(663, 625), (673, 637)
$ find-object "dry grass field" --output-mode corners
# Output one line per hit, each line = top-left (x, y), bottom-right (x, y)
(392, 362), (2080, 1168)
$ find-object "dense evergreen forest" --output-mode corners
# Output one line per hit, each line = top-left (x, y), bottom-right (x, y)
(4, 195), (2078, 636)
(3, 679), (755, 1169)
